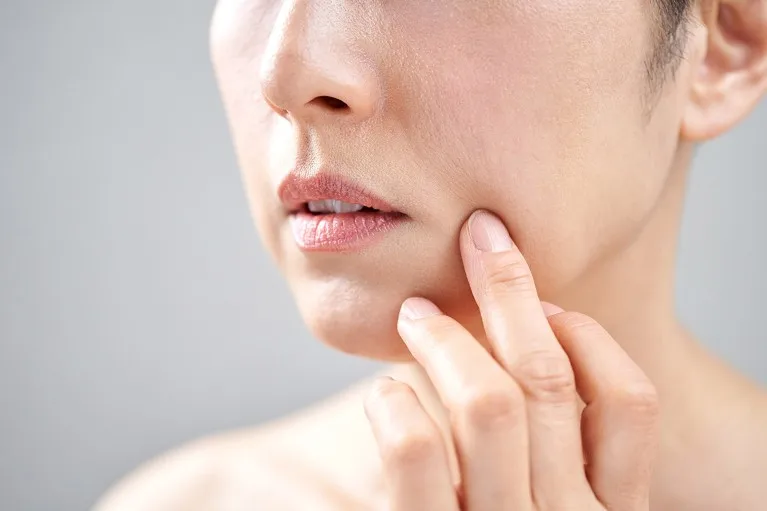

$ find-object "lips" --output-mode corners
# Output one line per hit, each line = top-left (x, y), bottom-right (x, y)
(278, 173), (398, 213)
(277, 172), (406, 252)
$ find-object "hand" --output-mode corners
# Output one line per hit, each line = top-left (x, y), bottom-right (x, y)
(364, 210), (660, 511)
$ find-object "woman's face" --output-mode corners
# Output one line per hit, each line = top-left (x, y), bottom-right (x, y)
(210, 0), (701, 360)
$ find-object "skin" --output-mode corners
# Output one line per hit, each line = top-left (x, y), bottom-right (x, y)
(95, 0), (767, 509)
(364, 212), (660, 510)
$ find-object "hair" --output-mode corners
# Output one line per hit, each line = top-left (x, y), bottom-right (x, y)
(646, 0), (695, 104)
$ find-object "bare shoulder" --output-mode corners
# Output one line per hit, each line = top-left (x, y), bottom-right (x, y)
(93, 425), (359, 511)
(93, 384), (383, 511)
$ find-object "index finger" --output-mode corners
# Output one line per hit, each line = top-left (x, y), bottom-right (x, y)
(458, 210), (588, 504)
(459, 210), (562, 368)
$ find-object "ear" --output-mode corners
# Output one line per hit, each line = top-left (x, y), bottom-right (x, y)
(681, 0), (767, 141)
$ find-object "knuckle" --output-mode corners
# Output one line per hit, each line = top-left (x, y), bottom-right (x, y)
(381, 430), (442, 467)
(613, 381), (660, 421)
(453, 384), (525, 428)
(483, 252), (537, 297)
(512, 351), (576, 402)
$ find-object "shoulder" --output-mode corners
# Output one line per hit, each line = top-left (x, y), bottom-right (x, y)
(92, 427), (351, 511)
(94, 380), (386, 511)
(92, 431), (261, 511)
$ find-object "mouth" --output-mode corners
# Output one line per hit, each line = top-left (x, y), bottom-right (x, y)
(302, 200), (383, 215)
(278, 173), (407, 252)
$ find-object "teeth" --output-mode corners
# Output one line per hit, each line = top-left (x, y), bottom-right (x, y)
(307, 199), (366, 214)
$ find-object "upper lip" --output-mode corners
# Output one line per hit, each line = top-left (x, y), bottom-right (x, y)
(278, 170), (398, 213)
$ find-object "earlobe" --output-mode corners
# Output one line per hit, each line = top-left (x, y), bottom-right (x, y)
(680, 0), (767, 142)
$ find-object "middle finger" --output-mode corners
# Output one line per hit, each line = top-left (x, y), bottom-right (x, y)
(398, 298), (532, 510)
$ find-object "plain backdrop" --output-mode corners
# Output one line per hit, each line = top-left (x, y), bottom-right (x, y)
(1, 1), (765, 510)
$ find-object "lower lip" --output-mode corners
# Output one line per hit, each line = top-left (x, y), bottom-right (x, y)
(289, 210), (406, 252)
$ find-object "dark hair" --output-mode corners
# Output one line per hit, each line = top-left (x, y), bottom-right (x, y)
(646, 0), (694, 101)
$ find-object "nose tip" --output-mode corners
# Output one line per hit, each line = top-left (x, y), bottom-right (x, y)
(258, 0), (382, 127)
(260, 51), (380, 123)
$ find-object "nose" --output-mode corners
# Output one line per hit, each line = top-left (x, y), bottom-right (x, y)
(259, 2), (381, 124)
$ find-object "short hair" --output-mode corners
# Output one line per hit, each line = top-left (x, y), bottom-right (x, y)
(645, 0), (694, 105)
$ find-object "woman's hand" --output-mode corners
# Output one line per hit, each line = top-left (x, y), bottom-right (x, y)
(364, 210), (660, 511)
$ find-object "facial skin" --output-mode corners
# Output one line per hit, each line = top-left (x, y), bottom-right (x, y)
(208, 0), (754, 361)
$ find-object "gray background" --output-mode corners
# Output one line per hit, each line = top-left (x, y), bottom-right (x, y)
(1, 1), (765, 510)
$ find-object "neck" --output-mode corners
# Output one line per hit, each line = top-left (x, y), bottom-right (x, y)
(555, 144), (694, 399)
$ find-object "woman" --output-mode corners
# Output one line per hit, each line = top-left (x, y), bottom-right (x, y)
(96, 0), (767, 509)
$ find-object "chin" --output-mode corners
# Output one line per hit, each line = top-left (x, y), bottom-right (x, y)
(294, 281), (413, 361)
(287, 262), (487, 361)
(275, 218), (469, 360)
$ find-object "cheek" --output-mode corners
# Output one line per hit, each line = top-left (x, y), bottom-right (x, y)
(211, 2), (287, 264)
(386, 1), (676, 290)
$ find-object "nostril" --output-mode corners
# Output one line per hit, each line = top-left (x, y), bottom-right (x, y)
(312, 95), (350, 111)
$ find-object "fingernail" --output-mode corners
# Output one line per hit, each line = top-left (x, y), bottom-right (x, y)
(400, 297), (442, 320)
(541, 302), (565, 317)
(469, 211), (514, 252)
